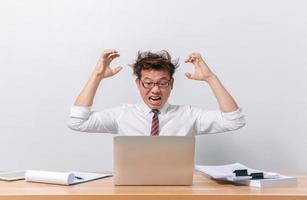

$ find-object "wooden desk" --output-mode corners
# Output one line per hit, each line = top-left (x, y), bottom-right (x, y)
(1, 172), (307, 200)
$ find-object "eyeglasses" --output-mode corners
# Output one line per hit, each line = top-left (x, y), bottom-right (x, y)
(139, 79), (171, 89)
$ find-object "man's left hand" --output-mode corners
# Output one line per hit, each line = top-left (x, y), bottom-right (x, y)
(184, 53), (215, 82)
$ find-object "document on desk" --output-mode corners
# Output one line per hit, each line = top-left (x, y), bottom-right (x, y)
(25, 170), (112, 185)
(195, 163), (297, 187)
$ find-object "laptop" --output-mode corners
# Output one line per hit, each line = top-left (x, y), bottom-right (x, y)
(113, 136), (195, 185)
(0, 171), (25, 181)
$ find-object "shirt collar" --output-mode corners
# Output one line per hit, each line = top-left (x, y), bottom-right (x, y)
(140, 101), (170, 116)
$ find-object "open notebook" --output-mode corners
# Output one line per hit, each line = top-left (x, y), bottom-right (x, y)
(25, 170), (112, 185)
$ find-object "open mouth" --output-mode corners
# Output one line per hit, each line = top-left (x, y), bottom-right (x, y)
(149, 96), (162, 103)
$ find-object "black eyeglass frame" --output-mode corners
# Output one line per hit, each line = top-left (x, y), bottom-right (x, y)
(139, 79), (172, 89)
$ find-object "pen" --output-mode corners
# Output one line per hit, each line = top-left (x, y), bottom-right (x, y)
(75, 176), (83, 180)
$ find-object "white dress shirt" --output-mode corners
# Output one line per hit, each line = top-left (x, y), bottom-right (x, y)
(68, 102), (246, 136)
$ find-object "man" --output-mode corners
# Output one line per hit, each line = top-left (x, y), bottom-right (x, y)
(68, 49), (245, 135)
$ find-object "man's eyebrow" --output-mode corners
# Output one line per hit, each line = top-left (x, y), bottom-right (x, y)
(142, 78), (153, 81)
(158, 77), (169, 80)
(157, 78), (170, 82)
(143, 77), (169, 81)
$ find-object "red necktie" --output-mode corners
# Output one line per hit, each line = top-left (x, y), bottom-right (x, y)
(150, 109), (160, 136)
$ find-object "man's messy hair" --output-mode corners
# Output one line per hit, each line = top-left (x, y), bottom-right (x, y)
(131, 50), (179, 79)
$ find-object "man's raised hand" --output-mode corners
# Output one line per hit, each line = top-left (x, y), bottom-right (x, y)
(94, 49), (123, 79)
(184, 53), (215, 82)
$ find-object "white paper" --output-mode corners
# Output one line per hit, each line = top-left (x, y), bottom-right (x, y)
(25, 170), (112, 185)
(69, 171), (112, 184)
(195, 163), (248, 180)
(26, 170), (75, 185)
(195, 163), (280, 181)
(195, 163), (297, 188)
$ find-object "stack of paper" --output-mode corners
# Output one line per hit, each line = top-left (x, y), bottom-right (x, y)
(195, 163), (297, 188)
(25, 170), (112, 185)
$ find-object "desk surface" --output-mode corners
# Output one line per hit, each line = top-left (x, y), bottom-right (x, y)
(1, 172), (307, 200)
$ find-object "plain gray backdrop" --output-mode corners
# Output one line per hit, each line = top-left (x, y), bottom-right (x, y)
(0, 0), (306, 173)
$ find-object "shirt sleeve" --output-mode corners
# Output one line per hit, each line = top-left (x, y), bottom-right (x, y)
(190, 107), (246, 135)
(67, 105), (123, 134)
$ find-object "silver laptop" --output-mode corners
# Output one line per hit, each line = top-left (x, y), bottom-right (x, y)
(113, 136), (195, 185)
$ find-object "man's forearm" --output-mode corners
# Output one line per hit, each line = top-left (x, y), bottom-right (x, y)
(74, 72), (102, 107)
(206, 75), (239, 113)
(73, 49), (122, 107)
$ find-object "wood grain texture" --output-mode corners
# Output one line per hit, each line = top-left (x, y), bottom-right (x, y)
(1, 172), (306, 200)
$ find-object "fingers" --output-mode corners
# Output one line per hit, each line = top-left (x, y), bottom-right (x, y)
(185, 72), (191, 79)
(102, 49), (118, 57)
(101, 49), (120, 61)
(112, 66), (123, 75)
(184, 55), (193, 63)
(108, 52), (120, 60)
(185, 72), (195, 80)
(184, 53), (200, 80)
(184, 52), (202, 63)
(96, 66), (123, 78)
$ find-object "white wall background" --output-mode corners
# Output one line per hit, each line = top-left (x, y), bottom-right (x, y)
(0, 0), (306, 173)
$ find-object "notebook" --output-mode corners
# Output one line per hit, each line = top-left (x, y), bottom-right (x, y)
(195, 163), (297, 188)
(25, 170), (112, 185)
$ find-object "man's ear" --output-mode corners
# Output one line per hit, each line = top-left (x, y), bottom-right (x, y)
(135, 78), (140, 88)
(170, 78), (174, 89)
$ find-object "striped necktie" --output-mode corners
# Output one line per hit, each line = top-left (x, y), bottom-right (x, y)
(150, 109), (160, 136)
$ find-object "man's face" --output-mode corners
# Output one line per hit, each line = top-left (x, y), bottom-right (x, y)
(136, 69), (173, 110)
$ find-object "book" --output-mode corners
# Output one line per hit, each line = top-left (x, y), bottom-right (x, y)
(25, 170), (112, 185)
(195, 163), (297, 188)
(239, 175), (297, 187)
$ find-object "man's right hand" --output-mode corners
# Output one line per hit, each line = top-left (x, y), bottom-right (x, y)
(94, 49), (123, 79)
